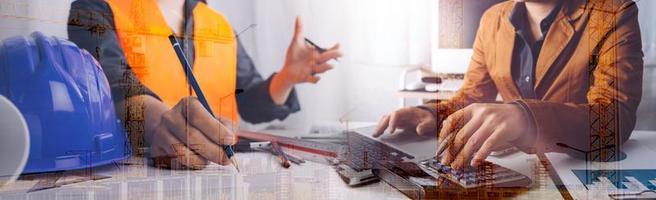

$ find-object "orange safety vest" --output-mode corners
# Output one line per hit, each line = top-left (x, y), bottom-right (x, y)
(106, 0), (239, 123)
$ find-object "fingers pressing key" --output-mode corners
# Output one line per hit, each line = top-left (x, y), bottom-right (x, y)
(373, 115), (391, 138)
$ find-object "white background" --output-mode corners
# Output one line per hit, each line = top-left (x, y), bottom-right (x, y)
(1, 0), (654, 130)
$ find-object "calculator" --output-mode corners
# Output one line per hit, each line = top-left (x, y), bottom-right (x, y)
(417, 157), (532, 189)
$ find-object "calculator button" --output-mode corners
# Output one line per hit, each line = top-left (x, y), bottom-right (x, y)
(442, 167), (451, 173)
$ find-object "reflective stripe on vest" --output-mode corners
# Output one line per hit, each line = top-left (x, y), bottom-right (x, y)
(106, 0), (239, 123)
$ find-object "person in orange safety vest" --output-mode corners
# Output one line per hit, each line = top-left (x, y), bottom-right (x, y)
(68, 0), (342, 169)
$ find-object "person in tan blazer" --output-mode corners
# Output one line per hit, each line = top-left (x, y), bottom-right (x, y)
(375, 0), (643, 170)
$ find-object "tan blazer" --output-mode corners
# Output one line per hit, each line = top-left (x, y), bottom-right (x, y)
(428, 0), (643, 154)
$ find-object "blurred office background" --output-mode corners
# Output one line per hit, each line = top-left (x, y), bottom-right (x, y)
(1, 0), (655, 130)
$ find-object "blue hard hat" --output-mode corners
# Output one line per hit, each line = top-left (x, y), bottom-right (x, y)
(0, 32), (130, 174)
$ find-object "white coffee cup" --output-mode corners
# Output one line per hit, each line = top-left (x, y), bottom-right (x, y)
(0, 95), (30, 188)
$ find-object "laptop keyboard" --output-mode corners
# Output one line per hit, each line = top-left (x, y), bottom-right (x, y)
(344, 131), (414, 171)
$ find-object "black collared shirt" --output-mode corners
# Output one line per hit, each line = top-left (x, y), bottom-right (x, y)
(67, 0), (300, 124)
(509, 1), (563, 99)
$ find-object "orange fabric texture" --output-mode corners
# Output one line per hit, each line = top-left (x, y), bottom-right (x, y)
(105, 0), (239, 122)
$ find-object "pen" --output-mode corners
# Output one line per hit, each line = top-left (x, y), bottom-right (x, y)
(168, 35), (240, 172)
(251, 142), (304, 165)
(304, 38), (339, 61)
(435, 133), (455, 159)
(262, 146), (304, 165)
(249, 141), (272, 149)
(271, 142), (291, 168)
(282, 150), (306, 164)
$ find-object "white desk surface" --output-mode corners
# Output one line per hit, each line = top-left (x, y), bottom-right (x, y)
(0, 153), (408, 200)
(4, 128), (651, 199)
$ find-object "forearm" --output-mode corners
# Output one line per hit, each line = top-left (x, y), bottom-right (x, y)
(269, 71), (295, 105)
(519, 99), (637, 154)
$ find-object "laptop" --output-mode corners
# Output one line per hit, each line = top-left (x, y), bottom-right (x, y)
(343, 126), (532, 191)
(344, 126), (438, 171)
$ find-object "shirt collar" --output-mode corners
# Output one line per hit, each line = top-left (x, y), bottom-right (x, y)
(540, 0), (563, 32)
(509, 0), (564, 34)
(181, 0), (203, 35)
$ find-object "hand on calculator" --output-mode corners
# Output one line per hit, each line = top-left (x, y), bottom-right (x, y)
(417, 157), (531, 188)
(437, 103), (534, 170)
(375, 103), (536, 171)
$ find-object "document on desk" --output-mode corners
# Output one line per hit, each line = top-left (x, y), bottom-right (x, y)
(546, 131), (656, 199)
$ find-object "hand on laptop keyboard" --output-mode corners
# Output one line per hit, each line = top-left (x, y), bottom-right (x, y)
(436, 103), (531, 170)
(374, 107), (438, 138)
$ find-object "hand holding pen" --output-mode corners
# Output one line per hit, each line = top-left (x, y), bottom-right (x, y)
(147, 95), (239, 170)
(304, 38), (340, 62)
(275, 16), (342, 85)
(167, 35), (240, 172)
